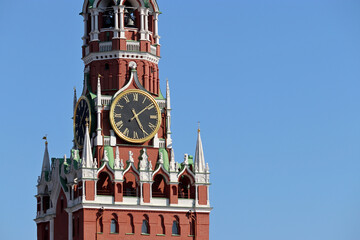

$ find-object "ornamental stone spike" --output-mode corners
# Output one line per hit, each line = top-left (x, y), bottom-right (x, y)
(41, 140), (50, 178)
(194, 128), (206, 173)
(128, 151), (134, 163)
(169, 148), (176, 172)
(73, 87), (77, 113)
(81, 120), (93, 168)
(114, 146), (120, 169)
(96, 75), (102, 107)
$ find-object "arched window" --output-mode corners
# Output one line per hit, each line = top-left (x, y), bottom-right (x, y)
(100, 0), (115, 29)
(172, 216), (180, 235)
(158, 215), (165, 235)
(178, 175), (194, 199)
(141, 215), (150, 234)
(124, 1), (136, 27)
(152, 174), (168, 198)
(123, 173), (138, 197)
(127, 214), (135, 234)
(97, 172), (114, 196)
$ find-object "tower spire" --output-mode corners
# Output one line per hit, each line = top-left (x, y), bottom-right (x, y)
(73, 87), (77, 113)
(166, 79), (172, 148)
(95, 75), (103, 146)
(82, 118), (93, 168)
(41, 137), (50, 179)
(194, 126), (206, 173)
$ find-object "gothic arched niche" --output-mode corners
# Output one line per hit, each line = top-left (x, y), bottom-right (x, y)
(152, 174), (168, 198)
(123, 172), (139, 197)
(97, 172), (114, 196)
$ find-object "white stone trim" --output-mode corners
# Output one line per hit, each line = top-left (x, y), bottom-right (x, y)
(83, 50), (160, 65)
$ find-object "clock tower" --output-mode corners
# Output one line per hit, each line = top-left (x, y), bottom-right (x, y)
(35, 1), (211, 240)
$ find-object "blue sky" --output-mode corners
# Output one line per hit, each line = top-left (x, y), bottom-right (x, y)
(1, 0), (360, 239)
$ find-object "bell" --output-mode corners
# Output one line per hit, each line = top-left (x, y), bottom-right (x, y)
(125, 9), (135, 27)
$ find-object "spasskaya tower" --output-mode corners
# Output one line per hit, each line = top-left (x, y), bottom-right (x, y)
(35, 1), (211, 239)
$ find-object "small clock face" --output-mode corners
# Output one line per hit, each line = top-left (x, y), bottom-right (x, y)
(73, 96), (91, 149)
(110, 89), (161, 143)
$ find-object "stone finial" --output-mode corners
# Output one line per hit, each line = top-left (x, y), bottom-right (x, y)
(128, 151), (134, 163)
(183, 153), (189, 166)
(169, 148), (176, 172)
(139, 148), (148, 171)
(158, 152), (164, 165)
(120, 159), (124, 170)
(102, 149), (109, 163)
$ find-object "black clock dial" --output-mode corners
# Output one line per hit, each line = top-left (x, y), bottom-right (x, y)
(110, 89), (161, 143)
(73, 96), (91, 148)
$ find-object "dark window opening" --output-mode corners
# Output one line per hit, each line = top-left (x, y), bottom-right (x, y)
(172, 217), (180, 235)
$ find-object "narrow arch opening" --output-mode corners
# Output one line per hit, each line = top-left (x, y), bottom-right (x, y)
(152, 174), (168, 198)
(97, 172), (114, 196)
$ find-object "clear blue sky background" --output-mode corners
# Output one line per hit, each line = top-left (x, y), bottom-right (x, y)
(0, 0), (360, 239)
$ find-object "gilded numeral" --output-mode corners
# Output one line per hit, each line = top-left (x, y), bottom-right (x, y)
(116, 103), (124, 109)
(133, 93), (138, 101)
(150, 115), (157, 119)
(148, 122), (156, 131)
(133, 131), (139, 139)
(116, 120), (124, 129)
(147, 104), (154, 110)
(114, 113), (122, 118)
(142, 97), (147, 104)
(123, 128), (129, 137)
(123, 95), (130, 103)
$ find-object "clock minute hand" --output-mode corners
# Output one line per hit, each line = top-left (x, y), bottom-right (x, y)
(131, 109), (149, 136)
(130, 103), (154, 121)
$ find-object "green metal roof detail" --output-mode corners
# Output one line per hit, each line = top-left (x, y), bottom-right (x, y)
(89, 0), (95, 8)
(159, 148), (169, 171)
(156, 88), (165, 100)
(54, 157), (69, 192)
(104, 145), (115, 169)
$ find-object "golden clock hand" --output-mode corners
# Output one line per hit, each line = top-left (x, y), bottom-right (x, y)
(131, 109), (149, 136)
(130, 103), (154, 121)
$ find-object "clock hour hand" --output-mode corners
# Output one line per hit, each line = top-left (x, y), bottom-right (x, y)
(130, 103), (154, 121)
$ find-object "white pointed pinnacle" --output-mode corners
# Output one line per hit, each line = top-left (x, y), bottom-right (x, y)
(81, 119), (93, 168)
(183, 153), (189, 166)
(166, 78), (171, 110)
(97, 75), (102, 106)
(73, 87), (77, 113)
(102, 149), (109, 163)
(194, 128), (206, 173)
(158, 152), (164, 165)
(42, 140), (50, 173)
(169, 148), (176, 172)
(114, 146), (121, 169)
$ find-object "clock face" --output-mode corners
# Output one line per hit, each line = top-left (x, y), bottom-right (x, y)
(110, 89), (161, 143)
(73, 96), (91, 149)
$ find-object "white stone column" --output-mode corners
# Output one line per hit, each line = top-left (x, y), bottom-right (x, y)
(145, 9), (150, 41)
(153, 12), (160, 45)
(93, 9), (100, 41)
(68, 211), (73, 240)
(50, 219), (54, 240)
(113, 6), (119, 39)
(139, 7), (146, 41)
(90, 12), (95, 41)
(119, 6), (126, 39)
(82, 14), (88, 45)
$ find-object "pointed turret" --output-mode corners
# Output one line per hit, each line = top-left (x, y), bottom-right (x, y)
(166, 79), (172, 148)
(95, 75), (103, 146)
(41, 139), (50, 181)
(82, 119), (94, 168)
(194, 128), (206, 173)
(73, 87), (77, 113)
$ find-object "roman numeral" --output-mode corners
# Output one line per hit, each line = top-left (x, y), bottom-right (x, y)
(116, 103), (124, 109)
(133, 93), (138, 101)
(142, 97), (147, 104)
(133, 131), (139, 139)
(147, 104), (154, 110)
(123, 128), (129, 137)
(114, 113), (122, 118)
(123, 95), (130, 103)
(150, 115), (157, 119)
(116, 120), (124, 129)
(148, 122), (156, 131)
